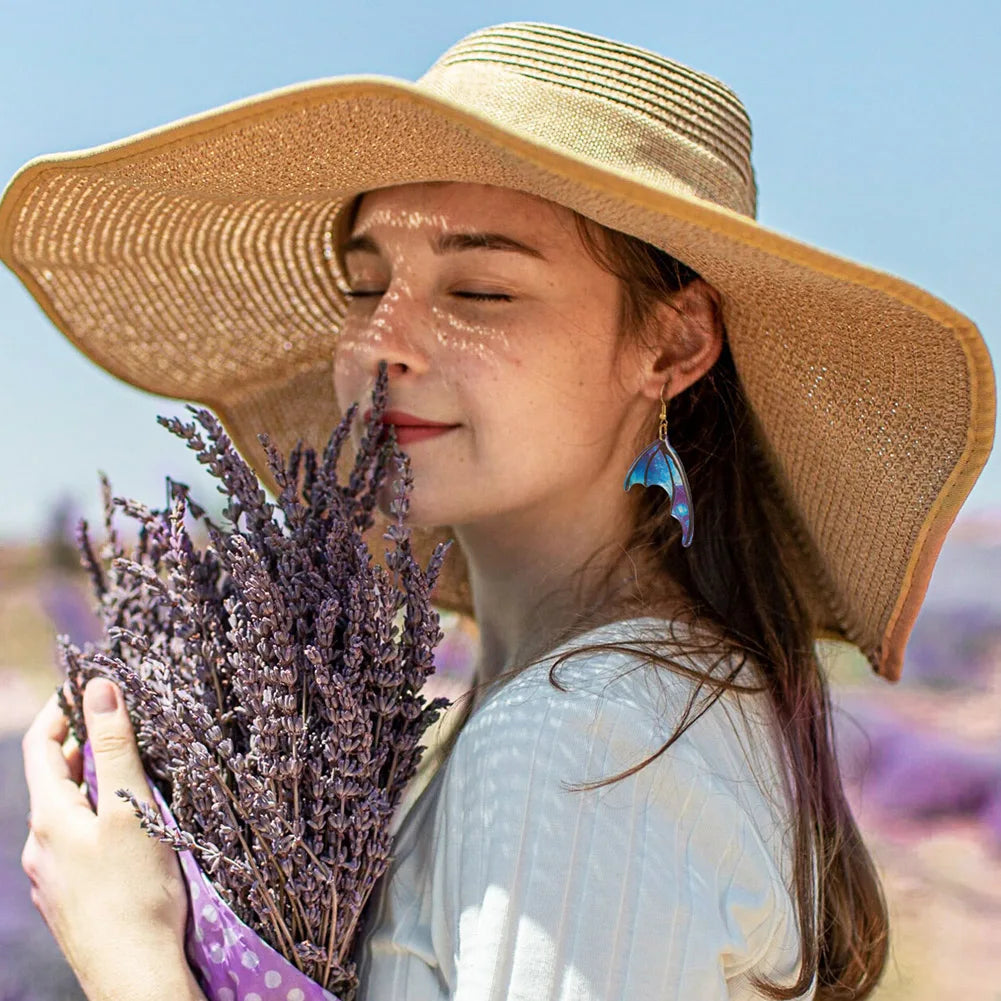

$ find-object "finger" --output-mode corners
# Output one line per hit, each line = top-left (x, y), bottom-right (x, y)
(82, 679), (150, 820)
(60, 679), (77, 711)
(23, 691), (69, 755)
(57, 684), (85, 786)
(22, 694), (80, 819)
(64, 734), (84, 787)
(21, 830), (41, 885)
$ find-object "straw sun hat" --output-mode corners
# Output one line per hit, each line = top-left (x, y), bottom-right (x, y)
(0, 22), (994, 681)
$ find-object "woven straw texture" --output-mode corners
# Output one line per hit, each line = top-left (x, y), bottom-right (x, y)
(0, 22), (994, 681)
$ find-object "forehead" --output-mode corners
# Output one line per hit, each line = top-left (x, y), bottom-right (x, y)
(348, 182), (577, 245)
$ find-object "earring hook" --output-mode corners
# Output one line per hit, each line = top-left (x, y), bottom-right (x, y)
(658, 374), (672, 437)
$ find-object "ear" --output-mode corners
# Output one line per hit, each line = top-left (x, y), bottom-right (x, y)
(637, 277), (724, 400)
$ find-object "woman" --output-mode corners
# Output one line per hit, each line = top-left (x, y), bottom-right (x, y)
(8, 21), (994, 1001)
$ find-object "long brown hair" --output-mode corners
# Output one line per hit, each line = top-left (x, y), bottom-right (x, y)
(547, 215), (889, 1000)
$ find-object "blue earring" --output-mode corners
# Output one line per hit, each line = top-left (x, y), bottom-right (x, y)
(623, 378), (694, 547)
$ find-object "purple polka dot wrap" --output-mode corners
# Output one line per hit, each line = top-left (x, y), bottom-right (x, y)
(83, 742), (341, 1001)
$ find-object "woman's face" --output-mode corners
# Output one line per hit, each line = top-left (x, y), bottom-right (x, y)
(332, 181), (651, 530)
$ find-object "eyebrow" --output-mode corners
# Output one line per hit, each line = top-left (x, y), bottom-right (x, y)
(341, 230), (546, 260)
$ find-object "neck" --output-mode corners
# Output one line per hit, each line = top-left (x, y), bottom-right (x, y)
(451, 486), (681, 704)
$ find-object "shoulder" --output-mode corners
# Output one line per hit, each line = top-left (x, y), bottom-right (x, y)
(450, 620), (788, 818)
(441, 618), (793, 875)
(429, 624), (805, 989)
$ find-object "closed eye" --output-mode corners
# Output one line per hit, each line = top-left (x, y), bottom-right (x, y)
(343, 289), (513, 302)
(452, 291), (514, 302)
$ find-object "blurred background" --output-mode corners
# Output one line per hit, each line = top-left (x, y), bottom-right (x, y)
(1, 1), (998, 998)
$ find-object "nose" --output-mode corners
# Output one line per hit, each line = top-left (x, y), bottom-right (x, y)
(337, 280), (432, 385)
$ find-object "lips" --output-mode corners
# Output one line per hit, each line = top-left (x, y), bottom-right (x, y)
(381, 424), (458, 446)
(363, 408), (459, 429)
(360, 407), (461, 449)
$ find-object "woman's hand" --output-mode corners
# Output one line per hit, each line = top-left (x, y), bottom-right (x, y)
(21, 678), (206, 1001)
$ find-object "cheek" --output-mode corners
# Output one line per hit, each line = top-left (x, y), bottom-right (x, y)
(330, 355), (351, 415)
(331, 322), (371, 407)
(518, 342), (626, 455)
(428, 307), (516, 363)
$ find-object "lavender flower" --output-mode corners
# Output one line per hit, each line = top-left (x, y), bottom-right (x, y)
(58, 362), (452, 1000)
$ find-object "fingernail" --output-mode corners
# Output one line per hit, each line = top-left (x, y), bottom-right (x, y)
(85, 679), (119, 714)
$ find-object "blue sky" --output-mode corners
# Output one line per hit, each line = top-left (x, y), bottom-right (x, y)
(1, 0), (997, 540)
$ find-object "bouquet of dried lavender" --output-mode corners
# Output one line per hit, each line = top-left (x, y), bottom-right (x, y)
(58, 362), (453, 1001)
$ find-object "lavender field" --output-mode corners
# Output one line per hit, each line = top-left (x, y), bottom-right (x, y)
(1, 518), (1000, 1000)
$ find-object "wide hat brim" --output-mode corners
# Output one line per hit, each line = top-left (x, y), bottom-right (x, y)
(0, 73), (994, 682)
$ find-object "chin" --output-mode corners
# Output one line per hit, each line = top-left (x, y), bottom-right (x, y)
(373, 480), (450, 530)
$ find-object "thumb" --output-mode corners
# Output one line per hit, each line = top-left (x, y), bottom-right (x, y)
(83, 678), (149, 819)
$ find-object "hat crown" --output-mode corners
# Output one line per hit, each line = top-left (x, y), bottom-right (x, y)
(417, 22), (757, 218)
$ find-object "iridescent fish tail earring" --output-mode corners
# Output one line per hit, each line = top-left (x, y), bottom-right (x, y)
(623, 377), (694, 547)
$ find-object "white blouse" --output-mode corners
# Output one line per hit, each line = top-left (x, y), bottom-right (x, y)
(353, 617), (816, 1000)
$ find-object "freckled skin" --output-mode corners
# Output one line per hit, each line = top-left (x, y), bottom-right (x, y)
(332, 181), (722, 686)
(334, 183), (637, 530)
